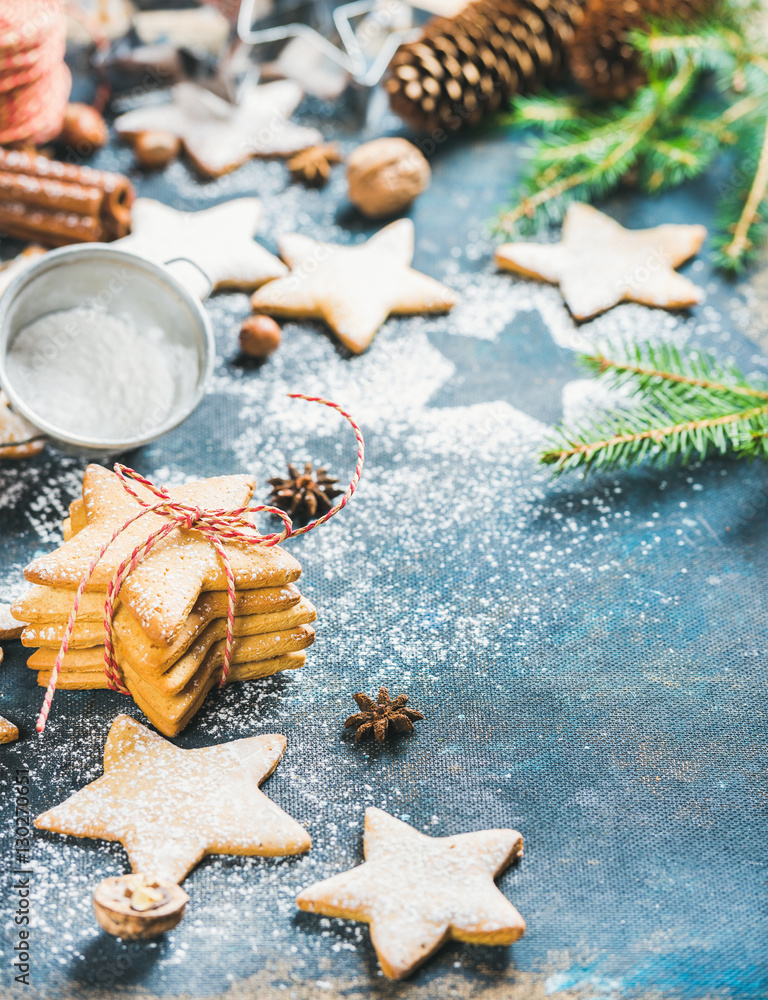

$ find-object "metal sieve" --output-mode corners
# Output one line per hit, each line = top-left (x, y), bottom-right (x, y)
(0, 244), (214, 455)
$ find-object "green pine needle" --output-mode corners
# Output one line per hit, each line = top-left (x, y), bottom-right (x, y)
(497, 14), (768, 273)
(541, 343), (768, 476)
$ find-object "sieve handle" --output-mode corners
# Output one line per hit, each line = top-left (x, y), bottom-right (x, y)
(163, 257), (214, 300)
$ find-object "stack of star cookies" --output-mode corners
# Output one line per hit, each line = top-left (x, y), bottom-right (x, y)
(10, 465), (316, 736)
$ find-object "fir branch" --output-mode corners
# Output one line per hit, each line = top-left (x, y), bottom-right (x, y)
(504, 94), (587, 128)
(716, 114), (768, 269)
(541, 343), (768, 476)
(543, 405), (768, 474)
(634, 25), (747, 72)
(497, 62), (697, 233)
(497, 16), (768, 271)
(583, 345), (768, 400)
(636, 24), (768, 83)
(677, 94), (761, 142)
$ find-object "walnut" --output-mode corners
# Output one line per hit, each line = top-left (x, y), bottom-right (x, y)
(129, 883), (166, 912)
(346, 138), (430, 219)
(93, 873), (189, 939)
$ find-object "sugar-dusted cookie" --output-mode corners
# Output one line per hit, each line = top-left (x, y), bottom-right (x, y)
(62, 497), (87, 541)
(12, 581), (300, 626)
(297, 807), (525, 980)
(31, 630), (311, 737)
(0, 603), (24, 639)
(0, 648), (18, 743)
(0, 392), (44, 459)
(22, 597), (315, 662)
(0, 715), (19, 743)
(13, 586), (96, 625)
(28, 646), (108, 670)
(115, 198), (287, 301)
(495, 203), (706, 320)
(36, 652), (306, 704)
(0, 647), (18, 743)
(28, 608), (314, 668)
(24, 588), (305, 670)
(24, 465), (301, 645)
(111, 586), (303, 673)
(117, 647), (308, 737)
(22, 621), (103, 648)
(116, 600), (316, 686)
(68, 498), (87, 532)
(35, 714), (311, 882)
(250, 219), (457, 354)
(116, 621), (315, 700)
(34, 669), (111, 690)
(114, 81), (323, 178)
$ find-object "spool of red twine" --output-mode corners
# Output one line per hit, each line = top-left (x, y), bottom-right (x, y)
(0, 0), (72, 146)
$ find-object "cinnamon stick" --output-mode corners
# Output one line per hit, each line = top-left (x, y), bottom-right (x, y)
(0, 200), (103, 245)
(0, 170), (103, 217)
(0, 148), (133, 245)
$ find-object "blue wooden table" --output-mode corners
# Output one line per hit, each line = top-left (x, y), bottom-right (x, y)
(0, 90), (766, 1000)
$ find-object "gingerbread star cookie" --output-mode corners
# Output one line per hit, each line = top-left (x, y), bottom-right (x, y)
(0, 391), (44, 459)
(114, 81), (323, 178)
(0, 648), (18, 743)
(495, 202), (707, 320)
(36, 714), (311, 883)
(115, 198), (287, 301)
(0, 715), (18, 743)
(0, 603), (24, 640)
(250, 219), (457, 354)
(23, 465), (300, 645)
(297, 807), (525, 979)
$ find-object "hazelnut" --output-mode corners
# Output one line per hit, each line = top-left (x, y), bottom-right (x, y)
(346, 137), (430, 219)
(58, 103), (108, 153)
(133, 130), (181, 170)
(239, 315), (281, 359)
(93, 873), (189, 939)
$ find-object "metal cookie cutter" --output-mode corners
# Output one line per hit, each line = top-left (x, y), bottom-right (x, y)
(236, 0), (426, 91)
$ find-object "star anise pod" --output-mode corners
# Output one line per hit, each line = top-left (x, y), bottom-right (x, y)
(267, 462), (343, 521)
(345, 687), (424, 744)
(287, 143), (343, 187)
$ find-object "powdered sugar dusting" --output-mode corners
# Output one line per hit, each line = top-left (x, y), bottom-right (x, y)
(0, 110), (760, 994)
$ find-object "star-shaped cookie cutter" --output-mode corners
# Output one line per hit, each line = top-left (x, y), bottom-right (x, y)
(237, 0), (426, 90)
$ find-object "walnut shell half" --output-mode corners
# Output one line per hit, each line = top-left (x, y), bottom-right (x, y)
(94, 874), (189, 939)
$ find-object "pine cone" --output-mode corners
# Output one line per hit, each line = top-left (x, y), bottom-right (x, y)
(385, 0), (588, 133)
(569, 0), (709, 101)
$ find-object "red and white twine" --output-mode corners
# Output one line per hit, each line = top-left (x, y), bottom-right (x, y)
(0, 0), (71, 146)
(36, 395), (365, 734)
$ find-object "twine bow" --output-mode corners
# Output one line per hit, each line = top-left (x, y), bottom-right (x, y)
(36, 395), (364, 733)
